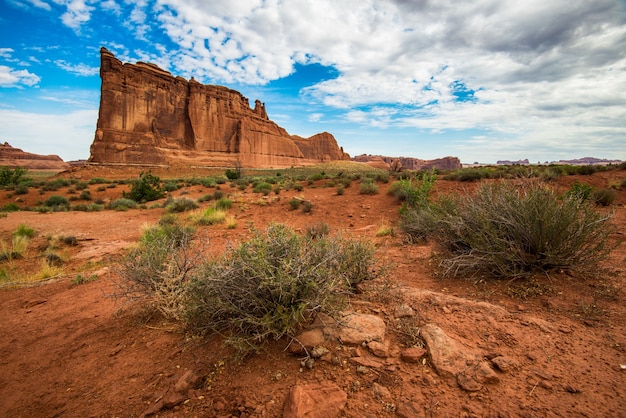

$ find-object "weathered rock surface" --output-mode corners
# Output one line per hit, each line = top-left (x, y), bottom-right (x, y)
(283, 382), (347, 418)
(0, 142), (69, 171)
(353, 154), (461, 171)
(89, 47), (350, 168)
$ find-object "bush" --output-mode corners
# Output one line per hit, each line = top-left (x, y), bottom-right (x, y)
(109, 198), (138, 211)
(253, 182), (273, 195)
(403, 182), (617, 279)
(359, 179), (379, 195)
(225, 168), (241, 180)
(123, 172), (164, 203)
(190, 207), (226, 225)
(565, 181), (593, 201)
(186, 224), (378, 354)
(215, 198), (233, 210)
(165, 197), (199, 213)
(116, 222), (198, 320)
(591, 188), (616, 206)
(13, 223), (35, 238)
(288, 198), (302, 210)
(390, 171), (436, 210)
(1, 202), (20, 212)
(44, 195), (70, 211)
(0, 166), (28, 187)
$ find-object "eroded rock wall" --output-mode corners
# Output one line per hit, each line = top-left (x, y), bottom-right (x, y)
(89, 48), (349, 167)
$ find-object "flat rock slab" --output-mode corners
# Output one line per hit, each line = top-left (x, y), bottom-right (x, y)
(283, 382), (347, 418)
(337, 313), (386, 345)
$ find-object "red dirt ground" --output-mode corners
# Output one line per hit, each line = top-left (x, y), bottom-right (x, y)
(0, 166), (624, 417)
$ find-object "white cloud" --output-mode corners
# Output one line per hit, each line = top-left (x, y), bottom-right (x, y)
(0, 108), (97, 161)
(54, 60), (99, 76)
(52, 0), (94, 31)
(27, 0), (51, 10)
(0, 48), (15, 59)
(0, 65), (41, 87)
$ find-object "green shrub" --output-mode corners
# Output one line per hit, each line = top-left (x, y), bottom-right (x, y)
(336, 185), (345, 195)
(163, 181), (180, 192)
(191, 207), (227, 225)
(109, 198), (138, 211)
(123, 172), (164, 203)
(79, 190), (92, 201)
(213, 190), (225, 200)
(165, 197), (199, 213)
(404, 182), (617, 279)
(215, 198), (233, 210)
(306, 222), (330, 239)
(253, 182), (273, 195)
(565, 181), (594, 201)
(225, 168), (241, 180)
(591, 189), (616, 206)
(1, 202), (20, 212)
(14, 184), (29, 195)
(44, 195), (70, 211)
(117, 222), (198, 320)
(391, 170), (436, 210)
(288, 198), (302, 210)
(0, 166), (28, 187)
(359, 179), (379, 195)
(301, 201), (314, 213)
(13, 223), (35, 238)
(186, 224), (378, 354)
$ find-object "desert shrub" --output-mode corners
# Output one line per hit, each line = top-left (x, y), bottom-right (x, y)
(225, 168), (241, 180)
(109, 198), (138, 211)
(190, 207), (226, 225)
(117, 222), (199, 320)
(0, 235), (29, 261)
(186, 224), (378, 354)
(306, 222), (330, 239)
(96, 186), (107, 192)
(79, 190), (92, 201)
(165, 197), (199, 213)
(123, 172), (164, 203)
(213, 190), (225, 200)
(14, 184), (29, 195)
(0, 166), (28, 187)
(253, 182), (273, 195)
(359, 179), (379, 195)
(565, 181), (593, 201)
(215, 177), (227, 185)
(336, 185), (345, 195)
(374, 172), (390, 183)
(44, 195), (70, 211)
(391, 170), (436, 210)
(225, 215), (237, 229)
(89, 177), (108, 185)
(198, 194), (213, 203)
(405, 182), (617, 279)
(75, 182), (88, 190)
(163, 181), (180, 192)
(215, 198), (233, 210)
(13, 223), (35, 238)
(591, 188), (616, 206)
(288, 198), (302, 210)
(1, 202), (20, 212)
(301, 200), (314, 213)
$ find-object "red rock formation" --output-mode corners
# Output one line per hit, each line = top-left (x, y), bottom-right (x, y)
(353, 154), (461, 171)
(89, 48), (350, 167)
(0, 142), (69, 171)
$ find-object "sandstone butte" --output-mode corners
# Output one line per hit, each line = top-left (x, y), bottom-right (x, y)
(89, 47), (350, 168)
(0, 142), (69, 171)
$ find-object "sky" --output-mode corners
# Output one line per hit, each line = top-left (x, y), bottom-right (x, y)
(1, 0), (625, 164)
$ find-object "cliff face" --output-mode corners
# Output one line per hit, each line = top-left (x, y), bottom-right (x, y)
(353, 155), (462, 171)
(89, 48), (349, 167)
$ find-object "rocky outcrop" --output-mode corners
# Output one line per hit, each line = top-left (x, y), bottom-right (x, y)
(89, 48), (350, 168)
(353, 154), (461, 171)
(0, 142), (69, 171)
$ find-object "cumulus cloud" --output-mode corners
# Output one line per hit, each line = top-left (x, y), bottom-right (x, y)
(52, 0), (94, 31)
(0, 65), (41, 87)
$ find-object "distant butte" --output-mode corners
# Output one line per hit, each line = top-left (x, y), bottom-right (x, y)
(89, 47), (350, 168)
(352, 154), (461, 171)
(0, 142), (69, 171)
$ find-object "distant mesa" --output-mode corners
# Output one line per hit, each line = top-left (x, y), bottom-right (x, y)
(352, 154), (462, 171)
(89, 47), (350, 168)
(495, 157), (622, 166)
(0, 142), (70, 171)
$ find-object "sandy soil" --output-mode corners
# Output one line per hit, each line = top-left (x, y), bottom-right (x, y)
(0, 167), (624, 417)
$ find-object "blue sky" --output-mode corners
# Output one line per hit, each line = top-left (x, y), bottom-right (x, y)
(1, 0), (625, 164)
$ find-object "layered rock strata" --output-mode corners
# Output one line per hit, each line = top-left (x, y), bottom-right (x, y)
(0, 142), (69, 171)
(353, 154), (462, 171)
(89, 48), (349, 167)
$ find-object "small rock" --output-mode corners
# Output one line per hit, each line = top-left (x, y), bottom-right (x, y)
(396, 401), (424, 418)
(372, 382), (391, 400)
(400, 347), (427, 363)
(457, 372), (482, 392)
(174, 370), (198, 393)
(491, 356), (517, 373)
(367, 340), (389, 358)
(394, 304), (414, 318)
(289, 328), (326, 354)
(163, 391), (186, 409)
(337, 313), (386, 345)
(283, 382), (347, 418)
(311, 346), (329, 358)
(142, 400), (164, 417)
